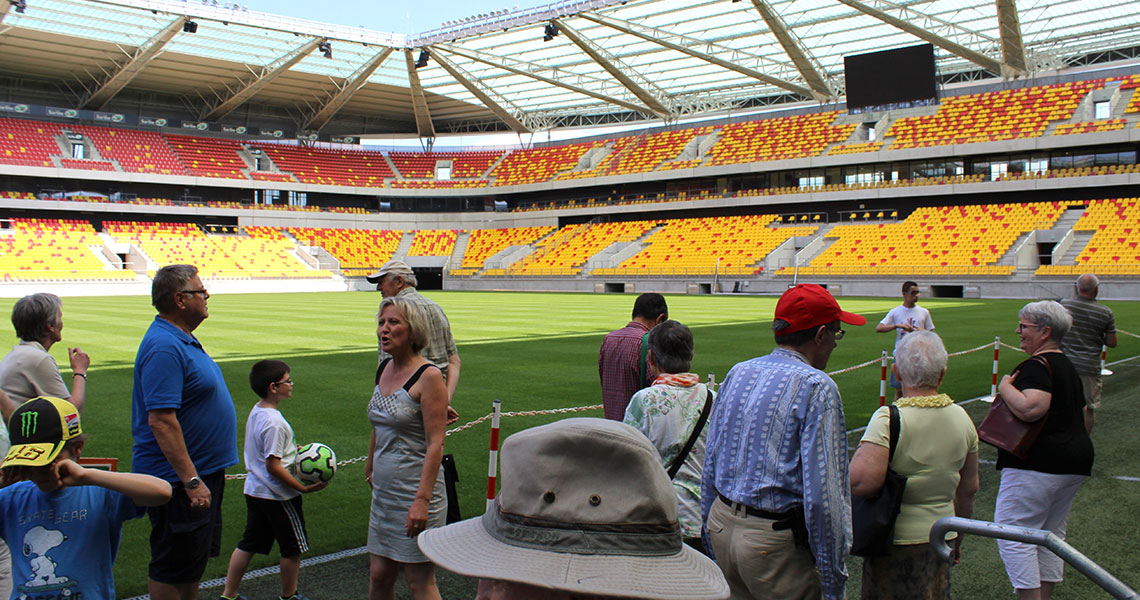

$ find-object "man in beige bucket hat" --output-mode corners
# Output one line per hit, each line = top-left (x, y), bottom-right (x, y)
(418, 417), (729, 600)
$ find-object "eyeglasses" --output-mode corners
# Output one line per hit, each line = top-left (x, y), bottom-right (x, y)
(179, 289), (208, 296)
(1017, 323), (1042, 332)
(830, 327), (846, 340)
(273, 378), (293, 386)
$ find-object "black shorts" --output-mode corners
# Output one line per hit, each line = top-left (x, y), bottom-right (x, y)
(147, 470), (226, 584)
(237, 494), (309, 558)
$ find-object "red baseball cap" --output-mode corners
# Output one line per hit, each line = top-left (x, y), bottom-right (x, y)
(774, 284), (866, 334)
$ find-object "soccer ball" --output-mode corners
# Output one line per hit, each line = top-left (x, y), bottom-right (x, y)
(295, 442), (337, 484)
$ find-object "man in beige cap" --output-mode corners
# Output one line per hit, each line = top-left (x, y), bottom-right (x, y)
(367, 260), (461, 405)
(419, 417), (729, 600)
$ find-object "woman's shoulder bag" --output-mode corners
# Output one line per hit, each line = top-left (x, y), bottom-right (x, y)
(978, 354), (1051, 459)
(851, 404), (908, 558)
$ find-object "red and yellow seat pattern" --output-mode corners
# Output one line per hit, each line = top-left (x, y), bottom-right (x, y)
(408, 230), (457, 257)
(594, 215), (815, 276)
(506, 220), (656, 276)
(252, 144), (393, 187)
(0, 218), (136, 281)
(706, 112), (852, 166)
(0, 118), (63, 168)
(70, 126), (188, 175)
(1053, 120), (1128, 136)
(389, 151), (501, 179)
(784, 202), (1072, 276)
(610, 127), (713, 176)
(490, 142), (599, 186)
(166, 134), (249, 179)
(886, 81), (1098, 149)
(106, 221), (328, 279)
(287, 227), (403, 277)
(451, 226), (555, 275)
(1038, 198), (1140, 276)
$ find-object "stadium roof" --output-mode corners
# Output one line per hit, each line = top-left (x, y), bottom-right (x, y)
(1, 0), (1138, 137)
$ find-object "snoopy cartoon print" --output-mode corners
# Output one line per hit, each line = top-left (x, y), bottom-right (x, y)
(21, 525), (71, 587)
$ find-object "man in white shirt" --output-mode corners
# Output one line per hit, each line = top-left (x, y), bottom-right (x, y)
(876, 281), (934, 400)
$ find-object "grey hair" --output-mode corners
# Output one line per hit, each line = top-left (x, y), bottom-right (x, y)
(1019, 300), (1072, 342)
(379, 296), (429, 354)
(647, 320), (693, 375)
(894, 331), (947, 390)
(396, 270), (418, 288)
(152, 264), (199, 313)
(11, 293), (63, 342)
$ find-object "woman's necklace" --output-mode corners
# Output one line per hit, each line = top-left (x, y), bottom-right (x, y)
(895, 393), (953, 408)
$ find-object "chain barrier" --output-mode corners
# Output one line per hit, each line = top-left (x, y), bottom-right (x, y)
(225, 404), (605, 480)
(225, 336), (1131, 481)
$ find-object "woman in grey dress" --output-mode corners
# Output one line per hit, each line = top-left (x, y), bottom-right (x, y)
(364, 296), (448, 600)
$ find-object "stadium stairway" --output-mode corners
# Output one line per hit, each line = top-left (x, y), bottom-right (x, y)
(394, 231), (415, 258)
(582, 223), (664, 275)
(1059, 231), (1096, 265)
(449, 231), (470, 271)
(785, 221), (842, 272)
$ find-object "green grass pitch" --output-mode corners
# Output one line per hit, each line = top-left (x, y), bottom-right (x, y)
(2, 290), (1137, 598)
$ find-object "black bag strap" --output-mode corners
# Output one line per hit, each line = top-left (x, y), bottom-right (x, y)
(887, 404), (900, 464)
(668, 387), (713, 479)
(639, 331), (650, 386)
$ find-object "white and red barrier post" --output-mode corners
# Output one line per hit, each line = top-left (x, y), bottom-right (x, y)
(984, 336), (1000, 402)
(1101, 344), (1113, 376)
(486, 399), (501, 512)
(879, 350), (888, 406)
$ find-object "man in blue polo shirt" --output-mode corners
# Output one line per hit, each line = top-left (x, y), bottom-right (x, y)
(131, 264), (239, 600)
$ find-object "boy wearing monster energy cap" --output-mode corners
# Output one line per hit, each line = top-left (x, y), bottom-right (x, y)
(0, 396), (171, 600)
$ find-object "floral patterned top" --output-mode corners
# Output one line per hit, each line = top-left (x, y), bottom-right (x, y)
(623, 372), (712, 538)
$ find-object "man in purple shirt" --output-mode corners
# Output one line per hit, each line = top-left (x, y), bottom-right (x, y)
(598, 293), (668, 420)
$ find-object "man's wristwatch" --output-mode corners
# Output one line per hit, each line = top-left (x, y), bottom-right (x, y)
(186, 476), (201, 489)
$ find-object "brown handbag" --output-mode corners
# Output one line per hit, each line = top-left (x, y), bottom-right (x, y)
(978, 355), (1051, 459)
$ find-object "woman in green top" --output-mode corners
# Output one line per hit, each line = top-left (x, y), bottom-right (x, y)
(849, 331), (980, 599)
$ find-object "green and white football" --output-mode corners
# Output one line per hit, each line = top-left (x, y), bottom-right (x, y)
(295, 442), (337, 484)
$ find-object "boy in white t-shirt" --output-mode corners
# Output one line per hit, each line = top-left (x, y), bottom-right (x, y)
(221, 360), (327, 600)
(876, 281), (935, 399)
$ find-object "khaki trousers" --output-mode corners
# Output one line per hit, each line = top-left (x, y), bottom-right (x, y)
(707, 497), (822, 600)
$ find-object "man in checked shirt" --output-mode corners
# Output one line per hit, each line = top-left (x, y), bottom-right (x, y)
(598, 293), (668, 421)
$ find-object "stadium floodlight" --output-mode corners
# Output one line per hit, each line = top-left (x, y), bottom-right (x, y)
(543, 22), (559, 42)
(12, 0), (27, 13)
(182, 20), (198, 33)
(318, 41), (333, 59)
(415, 49), (430, 68)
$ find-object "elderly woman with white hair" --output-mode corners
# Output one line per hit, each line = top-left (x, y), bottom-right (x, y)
(0, 293), (90, 422)
(849, 330), (979, 599)
(993, 301), (1092, 600)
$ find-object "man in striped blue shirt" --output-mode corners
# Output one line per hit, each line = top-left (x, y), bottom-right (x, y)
(701, 284), (865, 600)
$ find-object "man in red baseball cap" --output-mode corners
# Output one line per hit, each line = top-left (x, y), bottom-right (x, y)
(700, 284), (865, 600)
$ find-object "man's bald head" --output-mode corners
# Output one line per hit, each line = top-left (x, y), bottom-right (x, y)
(1076, 273), (1100, 298)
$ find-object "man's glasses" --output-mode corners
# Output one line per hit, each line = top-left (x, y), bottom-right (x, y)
(830, 327), (846, 340)
(273, 378), (293, 386)
(179, 289), (208, 296)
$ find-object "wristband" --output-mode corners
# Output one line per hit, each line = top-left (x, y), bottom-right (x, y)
(74, 373), (87, 379)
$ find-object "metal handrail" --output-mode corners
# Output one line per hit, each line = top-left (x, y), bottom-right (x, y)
(930, 516), (1138, 599)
